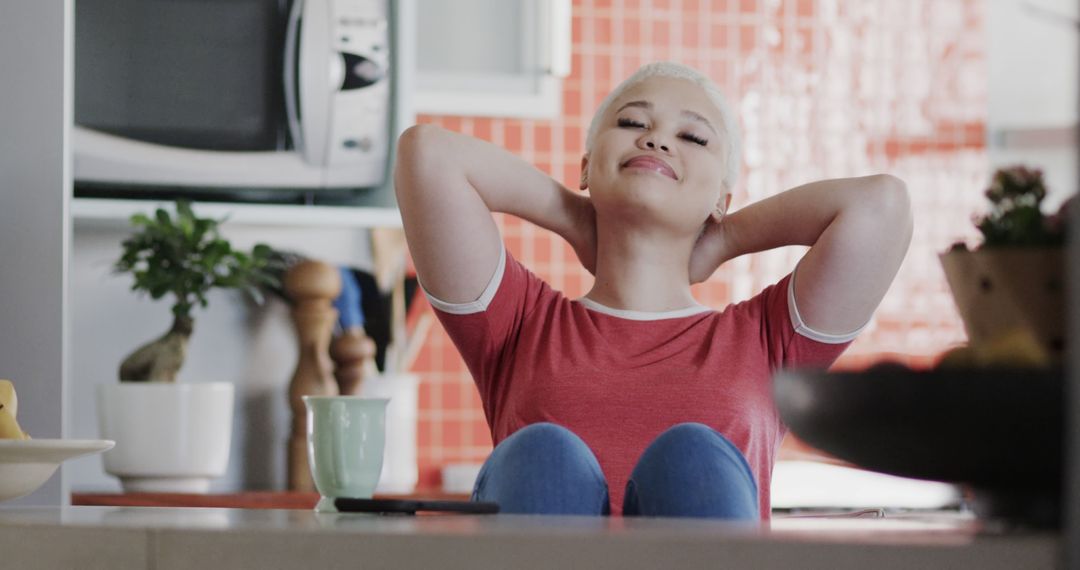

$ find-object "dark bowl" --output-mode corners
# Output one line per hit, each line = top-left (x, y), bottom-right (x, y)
(773, 363), (1063, 490)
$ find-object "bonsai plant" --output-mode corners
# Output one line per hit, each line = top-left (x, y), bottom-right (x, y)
(101, 200), (280, 493)
(114, 200), (279, 382)
(940, 165), (1072, 366)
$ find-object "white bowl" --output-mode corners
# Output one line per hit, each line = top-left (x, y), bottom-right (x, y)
(0, 439), (114, 502)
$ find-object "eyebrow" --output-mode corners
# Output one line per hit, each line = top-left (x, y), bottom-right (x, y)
(615, 100), (718, 135)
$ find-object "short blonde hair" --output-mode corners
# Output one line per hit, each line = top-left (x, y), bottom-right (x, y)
(586, 61), (741, 191)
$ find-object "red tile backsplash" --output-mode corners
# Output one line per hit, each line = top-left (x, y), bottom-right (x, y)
(409, 0), (986, 490)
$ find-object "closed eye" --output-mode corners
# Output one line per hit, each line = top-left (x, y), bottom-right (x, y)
(680, 133), (708, 146)
(618, 117), (707, 147)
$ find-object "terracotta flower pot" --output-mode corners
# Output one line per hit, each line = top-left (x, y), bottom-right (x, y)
(939, 248), (1065, 359)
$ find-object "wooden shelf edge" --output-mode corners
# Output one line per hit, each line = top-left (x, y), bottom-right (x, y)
(71, 490), (470, 510)
(72, 198), (403, 230)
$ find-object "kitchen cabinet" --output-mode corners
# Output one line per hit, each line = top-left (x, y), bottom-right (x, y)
(412, 0), (570, 118)
(987, 0), (1077, 131)
(986, 0), (1077, 206)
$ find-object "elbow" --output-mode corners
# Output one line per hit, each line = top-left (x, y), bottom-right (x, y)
(394, 124), (445, 199)
(397, 123), (440, 156)
(867, 174), (913, 235)
(868, 174), (909, 206)
(395, 124), (443, 171)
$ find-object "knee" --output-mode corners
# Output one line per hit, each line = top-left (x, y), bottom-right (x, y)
(477, 423), (609, 515)
(648, 421), (734, 451)
(654, 423), (731, 450)
(646, 423), (754, 483)
(513, 422), (579, 441)
(626, 423), (759, 519)
(500, 423), (596, 462)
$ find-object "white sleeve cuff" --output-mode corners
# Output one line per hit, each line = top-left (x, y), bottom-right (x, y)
(786, 265), (867, 344)
(421, 242), (507, 315)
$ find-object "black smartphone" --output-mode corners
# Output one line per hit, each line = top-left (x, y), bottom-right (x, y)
(334, 498), (500, 515)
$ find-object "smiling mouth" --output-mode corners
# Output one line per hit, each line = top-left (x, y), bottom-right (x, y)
(621, 156), (677, 180)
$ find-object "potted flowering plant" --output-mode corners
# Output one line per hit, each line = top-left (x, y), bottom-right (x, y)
(98, 201), (279, 493)
(939, 166), (1071, 366)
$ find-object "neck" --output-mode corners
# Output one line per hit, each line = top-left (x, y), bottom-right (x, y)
(584, 214), (699, 312)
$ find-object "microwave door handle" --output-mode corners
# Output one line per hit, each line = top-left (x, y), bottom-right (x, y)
(283, 0), (304, 155)
(297, 0), (334, 167)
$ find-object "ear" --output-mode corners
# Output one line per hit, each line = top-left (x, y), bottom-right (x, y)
(709, 193), (732, 223)
(579, 155), (590, 190)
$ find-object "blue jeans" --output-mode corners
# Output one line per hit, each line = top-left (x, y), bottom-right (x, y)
(470, 422), (759, 520)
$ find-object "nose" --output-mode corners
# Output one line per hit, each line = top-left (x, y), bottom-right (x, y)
(638, 134), (669, 153)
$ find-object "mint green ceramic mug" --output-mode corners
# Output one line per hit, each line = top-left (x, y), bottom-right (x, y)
(303, 396), (390, 513)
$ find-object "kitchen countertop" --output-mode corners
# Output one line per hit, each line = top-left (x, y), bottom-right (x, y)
(0, 506), (1061, 569)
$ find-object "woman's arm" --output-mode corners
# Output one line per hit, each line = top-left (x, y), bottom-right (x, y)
(690, 174), (914, 335)
(394, 124), (595, 304)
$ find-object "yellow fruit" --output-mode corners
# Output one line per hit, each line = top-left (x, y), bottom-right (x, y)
(936, 329), (1051, 370)
(0, 380), (28, 439)
(0, 379), (16, 418)
(0, 409), (26, 440)
(937, 346), (980, 369)
(978, 328), (1051, 368)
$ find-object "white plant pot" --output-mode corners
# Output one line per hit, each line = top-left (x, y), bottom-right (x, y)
(97, 382), (234, 493)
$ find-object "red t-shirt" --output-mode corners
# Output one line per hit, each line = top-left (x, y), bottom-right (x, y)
(425, 247), (855, 519)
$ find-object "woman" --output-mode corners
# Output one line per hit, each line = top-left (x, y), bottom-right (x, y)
(394, 62), (913, 521)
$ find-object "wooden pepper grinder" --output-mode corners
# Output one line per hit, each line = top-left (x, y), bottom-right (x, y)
(285, 260), (341, 492)
(329, 328), (376, 396)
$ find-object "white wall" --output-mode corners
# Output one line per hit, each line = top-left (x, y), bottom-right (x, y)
(988, 0), (1078, 205)
(988, 0), (1078, 129)
(0, 0), (72, 506)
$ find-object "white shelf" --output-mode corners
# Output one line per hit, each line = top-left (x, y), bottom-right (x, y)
(72, 198), (402, 229)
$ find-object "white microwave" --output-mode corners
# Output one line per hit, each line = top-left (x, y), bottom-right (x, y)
(74, 0), (393, 195)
